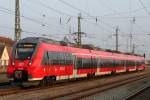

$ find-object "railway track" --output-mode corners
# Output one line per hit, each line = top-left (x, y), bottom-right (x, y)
(52, 73), (150, 100)
(125, 82), (150, 100)
(0, 71), (124, 96)
(0, 71), (149, 100)
(0, 82), (10, 87)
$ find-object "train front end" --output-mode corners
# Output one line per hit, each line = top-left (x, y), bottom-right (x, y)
(7, 38), (39, 86)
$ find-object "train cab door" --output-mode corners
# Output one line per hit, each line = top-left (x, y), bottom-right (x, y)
(42, 51), (50, 76)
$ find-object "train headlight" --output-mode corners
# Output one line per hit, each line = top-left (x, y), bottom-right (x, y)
(29, 62), (32, 66)
(29, 61), (32, 66)
(12, 62), (15, 66)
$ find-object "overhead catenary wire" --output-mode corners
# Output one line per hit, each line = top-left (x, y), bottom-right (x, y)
(28, 0), (72, 17)
(103, 7), (146, 17)
(0, 6), (69, 33)
(57, 0), (128, 34)
(96, 0), (147, 35)
(96, 0), (122, 16)
(25, 0), (148, 36)
(24, 0), (116, 36)
(22, 3), (69, 21)
(19, 2), (150, 20)
(28, 0), (116, 43)
(96, 0), (149, 52)
(22, 0), (150, 43)
(0, 0), (148, 54)
(0, 15), (69, 40)
(0, 25), (71, 39)
(57, 0), (117, 37)
(82, 19), (114, 34)
(53, 0), (134, 50)
(0, 3), (93, 41)
(57, 0), (91, 16)
(138, 0), (150, 16)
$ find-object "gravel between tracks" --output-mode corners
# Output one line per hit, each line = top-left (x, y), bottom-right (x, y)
(0, 70), (149, 100)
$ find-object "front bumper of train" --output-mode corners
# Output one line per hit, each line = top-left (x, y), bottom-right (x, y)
(8, 70), (42, 86)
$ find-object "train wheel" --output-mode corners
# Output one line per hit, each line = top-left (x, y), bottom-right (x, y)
(39, 77), (47, 86)
(87, 73), (95, 80)
(126, 69), (129, 73)
(136, 68), (138, 72)
(45, 77), (51, 86)
(92, 73), (95, 77)
(111, 71), (116, 75)
(47, 76), (56, 86)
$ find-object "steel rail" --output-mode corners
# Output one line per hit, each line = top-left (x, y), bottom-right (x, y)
(0, 71), (148, 97)
(51, 73), (150, 100)
(125, 83), (150, 100)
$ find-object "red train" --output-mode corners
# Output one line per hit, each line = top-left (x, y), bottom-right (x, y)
(7, 37), (145, 86)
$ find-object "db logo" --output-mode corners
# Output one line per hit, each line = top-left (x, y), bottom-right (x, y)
(19, 62), (24, 66)
(60, 67), (65, 70)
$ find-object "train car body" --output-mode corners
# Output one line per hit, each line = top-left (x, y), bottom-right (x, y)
(7, 37), (145, 86)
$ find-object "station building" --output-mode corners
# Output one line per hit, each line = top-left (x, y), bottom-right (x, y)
(0, 36), (14, 72)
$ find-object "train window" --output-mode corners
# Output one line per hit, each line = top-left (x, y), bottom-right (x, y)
(122, 60), (125, 66)
(132, 61), (135, 66)
(113, 60), (126, 67)
(126, 61), (129, 66)
(99, 59), (127, 68)
(82, 58), (87, 68)
(64, 52), (73, 65)
(48, 52), (56, 65)
(75, 57), (98, 69)
(142, 61), (145, 64)
(99, 59), (104, 67)
(126, 61), (128, 66)
(100, 58), (114, 68)
(75, 58), (82, 68)
(15, 43), (36, 60)
(92, 58), (98, 68)
(136, 61), (139, 66)
(127, 61), (130, 66)
(136, 60), (144, 66)
(126, 61), (135, 66)
(42, 51), (73, 66)
(114, 60), (122, 66)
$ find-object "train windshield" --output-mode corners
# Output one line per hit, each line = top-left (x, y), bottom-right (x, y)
(15, 43), (36, 60)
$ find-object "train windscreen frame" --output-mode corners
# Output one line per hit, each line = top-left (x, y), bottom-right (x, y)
(15, 43), (36, 60)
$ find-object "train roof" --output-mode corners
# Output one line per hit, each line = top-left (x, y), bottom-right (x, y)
(19, 37), (144, 57)
(18, 37), (59, 44)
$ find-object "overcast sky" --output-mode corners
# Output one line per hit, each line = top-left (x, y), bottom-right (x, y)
(0, 0), (150, 58)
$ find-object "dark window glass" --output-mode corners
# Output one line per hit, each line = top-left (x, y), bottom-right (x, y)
(42, 51), (73, 66)
(98, 59), (125, 68)
(100, 58), (114, 67)
(126, 60), (135, 66)
(42, 52), (49, 65)
(136, 60), (144, 66)
(75, 57), (98, 69)
(76, 58), (82, 68)
(15, 43), (36, 60)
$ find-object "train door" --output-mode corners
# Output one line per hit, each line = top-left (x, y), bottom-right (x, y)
(91, 56), (98, 74)
(72, 55), (78, 78)
(42, 51), (50, 76)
